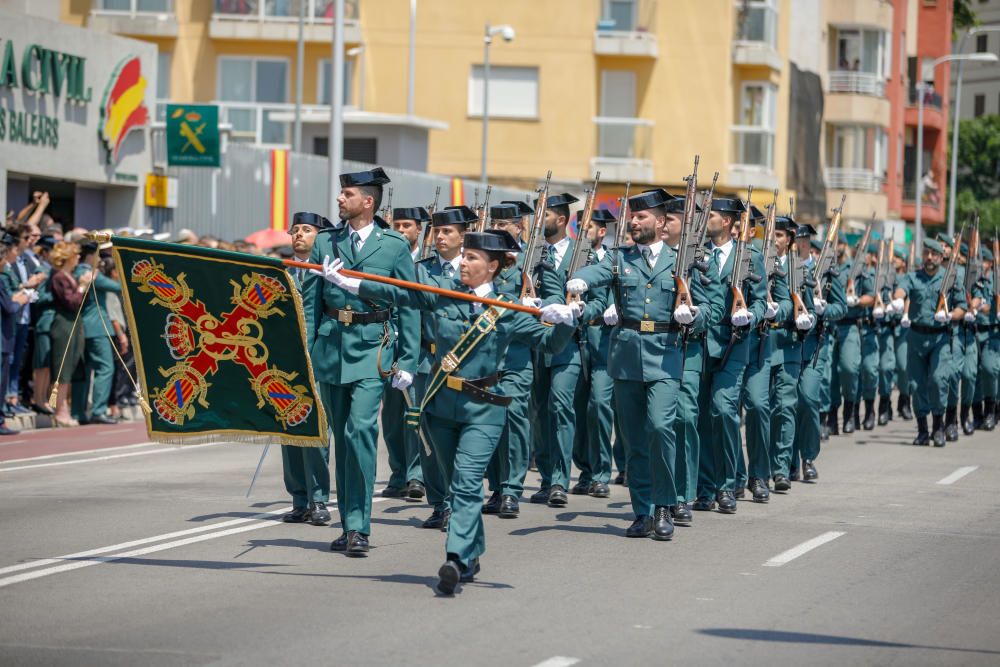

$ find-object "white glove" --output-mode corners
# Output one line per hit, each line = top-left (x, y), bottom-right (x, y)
(846, 294), (860, 307)
(964, 311), (975, 323)
(309, 256), (361, 294)
(602, 304), (619, 326)
(795, 313), (813, 330)
(673, 304), (695, 325)
(814, 298), (827, 316)
(765, 301), (779, 320)
(731, 308), (752, 327)
(901, 314), (911, 328)
(24, 288), (39, 304)
(872, 306), (885, 320)
(566, 279), (588, 295)
(540, 303), (577, 326)
(934, 309), (949, 324)
(391, 370), (413, 391)
(521, 296), (542, 308)
(568, 300), (584, 319)
(891, 298), (905, 313)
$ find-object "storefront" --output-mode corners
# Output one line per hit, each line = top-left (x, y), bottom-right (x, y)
(0, 8), (157, 230)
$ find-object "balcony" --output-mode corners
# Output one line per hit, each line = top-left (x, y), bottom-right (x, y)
(728, 126), (778, 190)
(590, 116), (654, 182)
(732, 0), (780, 71)
(732, 42), (783, 72)
(824, 168), (885, 193)
(829, 71), (885, 97)
(88, 0), (178, 37)
(593, 0), (658, 58)
(210, 0), (361, 43)
(904, 85), (946, 131)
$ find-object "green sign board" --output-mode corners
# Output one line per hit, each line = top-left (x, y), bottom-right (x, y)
(166, 104), (220, 167)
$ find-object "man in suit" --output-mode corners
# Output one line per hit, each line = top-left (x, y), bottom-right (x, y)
(302, 167), (420, 556)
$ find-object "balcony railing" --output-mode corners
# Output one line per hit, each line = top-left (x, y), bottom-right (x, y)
(824, 167), (885, 193)
(213, 0), (357, 23)
(592, 116), (654, 180)
(93, 0), (172, 15)
(829, 71), (885, 97)
(731, 126), (775, 170)
(594, 0), (658, 57)
(908, 87), (943, 110)
(216, 101), (299, 147)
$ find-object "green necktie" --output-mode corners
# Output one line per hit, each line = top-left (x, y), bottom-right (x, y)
(350, 231), (360, 261)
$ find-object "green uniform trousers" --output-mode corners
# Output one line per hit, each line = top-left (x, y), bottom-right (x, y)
(907, 330), (952, 417)
(895, 327), (911, 396)
(697, 354), (746, 498)
(415, 372), (449, 513)
(830, 322), (861, 407)
(818, 334), (834, 412)
(959, 326), (978, 407)
(947, 329), (964, 409)
(425, 416), (503, 569)
(71, 335), (114, 421)
(974, 337), (1000, 401)
(319, 378), (385, 536)
(486, 364), (534, 498)
(769, 359), (801, 478)
(860, 325), (879, 401)
(534, 358), (583, 490)
(795, 332), (828, 468)
(381, 384), (423, 489)
(572, 346), (615, 487)
(675, 339), (703, 504)
(876, 324), (896, 397)
(612, 412), (626, 475)
(614, 377), (679, 516)
(738, 330), (773, 486)
(280, 444), (330, 509)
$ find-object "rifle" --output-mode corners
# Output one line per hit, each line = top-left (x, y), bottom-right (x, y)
(609, 182), (632, 322)
(519, 171), (553, 300)
(674, 156), (699, 310)
(812, 194), (846, 297)
(566, 172), (601, 303)
(902, 237), (916, 318)
(873, 239), (889, 313)
(787, 247), (810, 324)
(720, 186), (761, 367)
(418, 187), (443, 261)
(936, 217), (968, 314)
(685, 171), (719, 282)
(845, 211), (875, 302)
(474, 185), (492, 232)
(964, 214), (981, 315)
(381, 186), (394, 224)
(428, 186), (442, 216)
(761, 189), (784, 289)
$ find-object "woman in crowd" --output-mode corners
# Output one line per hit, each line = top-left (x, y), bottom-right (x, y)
(47, 241), (91, 427)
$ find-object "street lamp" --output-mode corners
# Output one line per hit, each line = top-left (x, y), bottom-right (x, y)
(912, 52), (998, 252)
(947, 27), (1000, 236)
(480, 23), (515, 184)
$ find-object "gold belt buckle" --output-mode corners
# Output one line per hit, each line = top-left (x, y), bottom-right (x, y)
(640, 320), (655, 333)
(337, 309), (353, 325)
(446, 375), (464, 391)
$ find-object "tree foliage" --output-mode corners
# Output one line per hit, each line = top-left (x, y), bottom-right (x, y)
(954, 0), (980, 36)
(949, 115), (1000, 235)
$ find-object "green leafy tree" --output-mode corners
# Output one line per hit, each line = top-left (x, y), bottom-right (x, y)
(954, 0), (980, 36)
(949, 115), (1000, 235)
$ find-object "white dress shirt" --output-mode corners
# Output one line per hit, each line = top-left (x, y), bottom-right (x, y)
(711, 239), (735, 275)
(547, 236), (571, 267)
(635, 240), (664, 268)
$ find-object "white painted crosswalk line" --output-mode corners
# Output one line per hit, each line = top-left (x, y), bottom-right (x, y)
(936, 466), (979, 485)
(531, 658), (581, 667)
(763, 531), (846, 567)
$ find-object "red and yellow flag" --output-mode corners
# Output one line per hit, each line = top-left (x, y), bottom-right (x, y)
(99, 56), (150, 164)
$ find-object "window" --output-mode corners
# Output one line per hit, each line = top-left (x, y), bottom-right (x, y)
(156, 52), (171, 121)
(603, 0), (636, 31)
(976, 34), (988, 53)
(733, 82), (776, 168)
(974, 94), (985, 117)
(831, 27), (889, 76)
(213, 0), (357, 22)
(96, 0), (171, 12)
(825, 125), (888, 192)
(737, 0), (778, 47)
(468, 66), (539, 120)
(217, 57), (289, 144)
(318, 58), (355, 107)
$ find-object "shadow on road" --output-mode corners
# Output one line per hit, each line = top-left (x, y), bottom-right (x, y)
(237, 538), (332, 554)
(62, 556), (286, 571)
(508, 523), (620, 537)
(255, 569), (515, 593)
(553, 510), (632, 522)
(697, 628), (1000, 655)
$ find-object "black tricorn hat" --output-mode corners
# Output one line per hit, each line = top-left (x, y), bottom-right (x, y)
(628, 188), (675, 213)
(578, 208), (616, 226)
(795, 223), (818, 238)
(535, 193), (580, 209)
(339, 167), (391, 187)
(490, 204), (522, 221)
(500, 200), (534, 216)
(432, 206), (478, 227)
(711, 198), (747, 215)
(292, 212), (333, 229)
(464, 230), (520, 253)
(392, 206), (431, 223)
(774, 215), (795, 232)
(663, 197), (701, 215)
(749, 205), (765, 221)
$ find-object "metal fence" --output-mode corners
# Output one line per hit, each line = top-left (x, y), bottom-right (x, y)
(146, 139), (532, 241)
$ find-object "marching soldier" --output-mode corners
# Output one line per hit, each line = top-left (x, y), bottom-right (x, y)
(893, 246), (914, 420)
(303, 167), (420, 556)
(957, 241), (982, 436)
(570, 188), (720, 538)
(936, 233), (966, 441)
(392, 206), (429, 261)
(974, 247), (997, 430)
(829, 233), (874, 435)
(280, 212), (333, 526)
(873, 243), (899, 427)
(71, 240), (119, 425)
(891, 238), (967, 447)
(858, 243), (880, 430)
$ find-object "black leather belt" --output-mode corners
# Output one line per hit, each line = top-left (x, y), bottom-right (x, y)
(980, 323), (1000, 331)
(620, 318), (682, 333)
(588, 318), (612, 328)
(911, 323), (948, 334)
(769, 322), (797, 331)
(441, 371), (511, 407)
(325, 305), (391, 325)
(835, 318), (862, 327)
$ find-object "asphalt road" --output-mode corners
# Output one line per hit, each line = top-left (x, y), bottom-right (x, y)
(1, 413), (999, 667)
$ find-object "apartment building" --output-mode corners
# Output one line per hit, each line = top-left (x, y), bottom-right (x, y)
(952, 0), (1000, 119)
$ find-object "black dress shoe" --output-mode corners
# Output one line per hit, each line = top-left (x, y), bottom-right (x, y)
(734, 486), (746, 500)
(422, 509), (447, 529)
(625, 515), (653, 538)
(692, 496), (716, 511)
(803, 460), (818, 481)
(405, 480), (425, 501)
(482, 491), (502, 514)
(789, 467), (801, 482)
(308, 502), (331, 525)
(932, 414), (947, 447)
(460, 557), (480, 582)
(613, 471), (626, 485)
(773, 474), (791, 492)
(381, 486), (407, 498)
(588, 481), (610, 498)
(671, 503), (692, 526)
(282, 507), (310, 523)
(437, 560), (461, 595)
(89, 414), (118, 425)
(498, 494), (519, 518)
(984, 399), (998, 431)
(330, 533), (347, 551)
(877, 396), (890, 426)
(749, 477), (770, 503)
(570, 480), (590, 495)
(440, 509), (451, 532)
(945, 424), (959, 442)
(345, 530), (369, 557)
(899, 395), (914, 420)
(842, 402), (855, 434)
(862, 399), (875, 431)
(913, 415), (930, 445)
(651, 506), (674, 541)
(716, 491), (737, 514)
(529, 487), (550, 504)
(547, 485), (568, 507)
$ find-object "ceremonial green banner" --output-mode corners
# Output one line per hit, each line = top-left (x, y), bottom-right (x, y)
(112, 237), (327, 446)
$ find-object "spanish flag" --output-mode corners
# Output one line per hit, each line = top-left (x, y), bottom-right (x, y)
(99, 56), (149, 164)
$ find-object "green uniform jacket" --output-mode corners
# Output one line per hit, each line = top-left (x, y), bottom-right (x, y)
(703, 243), (769, 360)
(897, 268), (968, 327)
(493, 252), (533, 373)
(977, 273), (997, 342)
(537, 239), (607, 368)
(72, 265), (121, 340)
(835, 258), (875, 320)
(764, 255), (800, 364)
(303, 223), (420, 384)
(359, 275), (576, 426)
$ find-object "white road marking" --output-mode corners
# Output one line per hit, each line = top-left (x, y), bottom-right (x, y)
(0, 443), (219, 472)
(531, 658), (580, 667)
(0, 439), (27, 446)
(96, 429), (125, 436)
(0, 441), (159, 465)
(936, 465), (979, 485)
(763, 531), (846, 567)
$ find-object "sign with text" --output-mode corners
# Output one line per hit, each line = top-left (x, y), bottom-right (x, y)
(166, 104), (220, 167)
